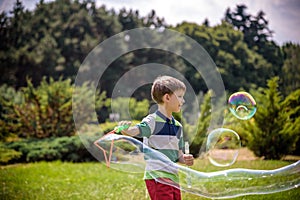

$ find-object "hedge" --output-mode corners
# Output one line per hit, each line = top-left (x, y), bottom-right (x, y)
(0, 136), (102, 165)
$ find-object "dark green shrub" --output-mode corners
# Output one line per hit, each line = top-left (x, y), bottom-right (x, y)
(2, 136), (100, 164)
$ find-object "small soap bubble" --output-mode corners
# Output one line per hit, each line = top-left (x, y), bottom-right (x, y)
(206, 128), (241, 167)
(228, 92), (257, 120)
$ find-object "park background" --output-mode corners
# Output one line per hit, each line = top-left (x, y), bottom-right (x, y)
(0, 0), (299, 199)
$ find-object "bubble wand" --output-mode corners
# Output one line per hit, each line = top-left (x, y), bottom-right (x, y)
(94, 124), (129, 168)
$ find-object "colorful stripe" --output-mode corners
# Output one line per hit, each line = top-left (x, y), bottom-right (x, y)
(136, 110), (184, 182)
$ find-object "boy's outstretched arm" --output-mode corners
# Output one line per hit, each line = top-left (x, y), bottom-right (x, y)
(118, 121), (140, 136)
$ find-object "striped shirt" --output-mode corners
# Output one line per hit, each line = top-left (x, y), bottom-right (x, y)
(136, 110), (184, 182)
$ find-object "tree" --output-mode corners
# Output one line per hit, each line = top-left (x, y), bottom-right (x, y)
(224, 4), (283, 77)
(175, 21), (274, 93)
(142, 9), (166, 28)
(281, 43), (300, 96)
(281, 89), (300, 155)
(0, 0), (32, 86)
(243, 77), (299, 159)
(190, 90), (212, 157)
(0, 0), (123, 88)
(224, 5), (273, 47)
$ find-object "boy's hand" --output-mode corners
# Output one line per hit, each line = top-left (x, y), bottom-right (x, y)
(183, 154), (194, 166)
(116, 121), (131, 134)
(115, 121), (140, 137)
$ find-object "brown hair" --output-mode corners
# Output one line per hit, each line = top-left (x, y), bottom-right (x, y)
(151, 76), (186, 104)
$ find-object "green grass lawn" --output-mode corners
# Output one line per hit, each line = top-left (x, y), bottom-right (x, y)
(1, 160), (299, 200)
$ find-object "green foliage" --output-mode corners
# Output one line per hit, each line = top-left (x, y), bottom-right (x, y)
(0, 143), (22, 164)
(129, 98), (150, 120)
(175, 21), (275, 92)
(190, 90), (213, 157)
(108, 97), (150, 120)
(281, 89), (300, 155)
(1, 1), (296, 97)
(0, 0), (299, 164)
(4, 77), (73, 138)
(281, 43), (300, 95)
(1, 121), (143, 165)
(0, 84), (24, 140)
(0, 77), (106, 139)
(224, 4), (284, 75)
(2, 136), (97, 164)
(242, 77), (299, 159)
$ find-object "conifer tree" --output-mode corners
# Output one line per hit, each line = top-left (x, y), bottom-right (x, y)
(244, 77), (299, 159)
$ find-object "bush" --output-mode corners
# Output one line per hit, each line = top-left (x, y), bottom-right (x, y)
(0, 84), (24, 140)
(0, 77), (106, 139)
(2, 136), (99, 164)
(0, 143), (22, 164)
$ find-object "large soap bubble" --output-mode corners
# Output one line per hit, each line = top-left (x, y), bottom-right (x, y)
(94, 133), (300, 199)
(206, 128), (241, 167)
(73, 27), (299, 199)
(228, 92), (257, 120)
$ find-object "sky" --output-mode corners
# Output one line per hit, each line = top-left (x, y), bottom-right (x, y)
(1, 0), (299, 45)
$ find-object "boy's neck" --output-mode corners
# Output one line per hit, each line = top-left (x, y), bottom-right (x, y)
(157, 105), (172, 119)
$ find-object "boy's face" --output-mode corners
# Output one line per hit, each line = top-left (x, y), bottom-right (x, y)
(169, 89), (185, 113)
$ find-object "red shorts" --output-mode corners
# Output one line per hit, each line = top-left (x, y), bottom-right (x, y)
(145, 179), (181, 200)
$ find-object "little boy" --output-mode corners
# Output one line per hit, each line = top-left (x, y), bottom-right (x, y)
(119, 75), (194, 200)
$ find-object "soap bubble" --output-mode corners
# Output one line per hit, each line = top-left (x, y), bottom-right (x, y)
(206, 128), (241, 167)
(94, 133), (300, 199)
(73, 27), (299, 199)
(228, 92), (257, 120)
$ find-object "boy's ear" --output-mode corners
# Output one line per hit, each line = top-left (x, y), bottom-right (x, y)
(163, 93), (170, 102)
